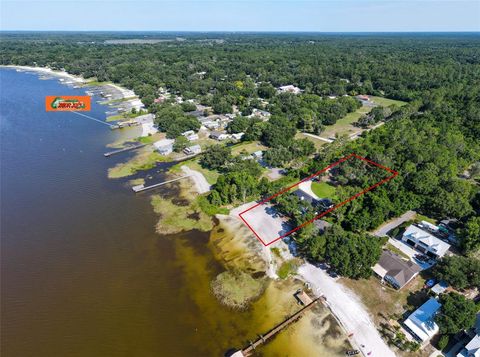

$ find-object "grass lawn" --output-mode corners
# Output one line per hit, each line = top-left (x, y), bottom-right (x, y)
(320, 97), (407, 140)
(320, 105), (370, 139)
(84, 80), (112, 87)
(137, 132), (166, 144)
(415, 214), (437, 225)
(311, 181), (337, 199)
(385, 242), (411, 260)
(295, 132), (328, 149)
(106, 111), (144, 122)
(370, 96), (407, 108)
(231, 141), (268, 156)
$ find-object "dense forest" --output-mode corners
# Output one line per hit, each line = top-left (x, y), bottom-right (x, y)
(2, 32), (479, 271)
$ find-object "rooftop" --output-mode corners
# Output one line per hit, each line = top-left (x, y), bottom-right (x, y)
(404, 298), (441, 342)
(373, 250), (420, 288)
(403, 224), (451, 256)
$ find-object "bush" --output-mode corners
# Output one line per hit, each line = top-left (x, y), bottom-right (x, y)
(438, 335), (449, 350)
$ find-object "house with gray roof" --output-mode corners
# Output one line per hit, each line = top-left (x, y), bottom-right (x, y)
(372, 250), (421, 289)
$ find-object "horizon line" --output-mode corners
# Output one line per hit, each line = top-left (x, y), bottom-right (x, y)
(1, 30), (479, 33)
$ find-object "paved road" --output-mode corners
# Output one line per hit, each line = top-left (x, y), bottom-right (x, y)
(371, 210), (416, 237)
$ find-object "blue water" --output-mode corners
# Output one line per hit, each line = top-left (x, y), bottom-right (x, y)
(0, 69), (200, 356)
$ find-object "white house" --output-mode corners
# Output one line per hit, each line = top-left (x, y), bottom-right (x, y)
(231, 132), (244, 140)
(203, 121), (220, 130)
(210, 131), (229, 141)
(153, 139), (174, 156)
(278, 85), (302, 94)
(250, 108), (271, 121)
(402, 224), (451, 259)
(182, 130), (199, 141)
(457, 335), (480, 357)
(404, 298), (441, 342)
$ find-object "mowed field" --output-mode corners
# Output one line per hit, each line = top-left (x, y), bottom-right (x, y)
(319, 96), (407, 140)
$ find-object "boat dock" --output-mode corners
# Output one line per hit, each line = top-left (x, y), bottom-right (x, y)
(232, 296), (321, 357)
(104, 143), (146, 157)
(132, 175), (192, 193)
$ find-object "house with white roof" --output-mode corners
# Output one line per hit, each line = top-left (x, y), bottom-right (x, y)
(250, 108), (271, 121)
(278, 85), (302, 94)
(401, 224), (451, 259)
(404, 298), (441, 342)
(182, 130), (199, 141)
(153, 139), (174, 155)
(457, 335), (480, 357)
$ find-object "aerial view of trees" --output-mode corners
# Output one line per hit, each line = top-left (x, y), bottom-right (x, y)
(2, 32), (479, 275)
(436, 292), (478, 335)
(433, 256), (480, 290)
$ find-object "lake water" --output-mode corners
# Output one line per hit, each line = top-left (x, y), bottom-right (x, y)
(1, 69), (348, 357)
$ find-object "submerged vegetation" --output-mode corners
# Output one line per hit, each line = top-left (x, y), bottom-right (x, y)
(151, 179), (213, 235)
(211, 270), (266, 309)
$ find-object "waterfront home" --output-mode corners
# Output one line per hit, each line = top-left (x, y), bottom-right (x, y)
(183, 145), (202, 155)
(182, 130), (199, 141)
(153, 139), (174, 155)
(372, 250), (420, 289)
(278, 85), (302, 94)
(401, 224), (451, 259)
(210, 131), (229, 141)
(404, 298), (441, 343)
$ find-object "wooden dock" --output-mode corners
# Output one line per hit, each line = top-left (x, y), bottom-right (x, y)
(104, 143), (146, 157)
(235, 297), (320, 357)
(132, 175), (191, 193)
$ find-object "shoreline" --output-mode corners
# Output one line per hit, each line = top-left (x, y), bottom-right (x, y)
(4, 64), (358, 355)
(225, 203), (397, 357)
(1, 65), (136, 100)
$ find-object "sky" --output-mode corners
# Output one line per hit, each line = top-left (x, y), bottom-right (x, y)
(0, 0), (479, 32)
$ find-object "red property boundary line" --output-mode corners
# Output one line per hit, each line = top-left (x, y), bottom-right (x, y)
(238, 153), (399, 246)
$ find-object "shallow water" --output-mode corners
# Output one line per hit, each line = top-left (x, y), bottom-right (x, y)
(1, 69), (347, 357)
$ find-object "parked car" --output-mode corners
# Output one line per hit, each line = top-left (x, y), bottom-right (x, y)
(345, 350), (360, 356)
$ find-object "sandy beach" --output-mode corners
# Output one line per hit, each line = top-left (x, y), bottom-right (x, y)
(2, 65), (138, 101)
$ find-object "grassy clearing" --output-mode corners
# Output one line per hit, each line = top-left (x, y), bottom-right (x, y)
(415, 214), (437, 225)
(84, 80), (112, 86)
(151, 180), (213, 235)
(231, 141), (268, 156)
(211, 270), (266, 309)
(370, 96), (407, 107)
(385, 243), (411, 260)
(108, 149), (168, 178)
(137, 132), (166, 144)
(295, 132), (328, 149)
(320, 105), (370, 139)
(311, 181), (337, 199)
(106, 111), (144, 122)
(101, 96), (138, 105)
